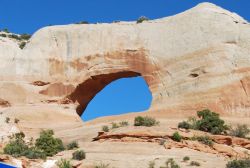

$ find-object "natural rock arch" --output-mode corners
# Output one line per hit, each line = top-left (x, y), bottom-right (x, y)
(68, 71), (143, 116)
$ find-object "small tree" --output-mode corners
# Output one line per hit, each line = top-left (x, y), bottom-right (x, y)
(72, 150), (86, 160)
(19, 42), (26, 49)
(196, 109), (228, 134)
(35, 130), (64, 156)
(183, 156), (190, 162)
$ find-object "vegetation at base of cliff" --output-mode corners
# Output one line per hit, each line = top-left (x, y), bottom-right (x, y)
(72, 150), (86, 160)
(101, 121), (129, 132)
(226, 159), (250, 168)
(57, 159), (72, 168)
(190, 135), (214, 146)
(229, 124), (250, 138)
(102, 125), (109, 132)
(19, 41), (26, 49)
(94, 163), (110, 168)
(66, 141), (79, 150)
(134, 116), (159, 127)
(183, 156), (190, 162)
(178, 109), (229, 135)
(190, 161), (201, 166)
(136, 16), (150, 23)
(172, 132), (182, 142)
(4, 130), (66, 159)
(164, 158), (180, 168)
(75, 21), (89, 24)
(35, 130), (64, 156)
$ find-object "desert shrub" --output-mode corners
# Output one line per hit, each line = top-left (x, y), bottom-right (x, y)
(119, 121), (129, 127)
(75, 21), (89, 24)
(19, 42), (26, 49)
(191, 136), (214, 146)
(0, 34), (7, 37)
(5, 117), (10, 123)
(229, 124), (250, 138)
(179, 109), (228, 134)
(148, 161), (155, 168)
(94, 163), (110, 168)
(8, 34), (20, 40)
(111, 122), (119, 129)
(195, 109), (228, 134)
(178, 121), (191, 129)
(134, 116), (159, 127)
(137, 16), (149, 23)
(14, 118), (20, 124)
(35, 130), (64, 156)
(165, 158), (180, 168)
(190, 161), (201, 166)
(57, 159), (72, 168)
(226, 159), (250, 168)
(3, 132), (28, 157)
(172, 132), (182, 142)
(183, 156), (190, 162)
(72, 150), (86, 160)
(66, 141), (79, 150)
(22, 147), (46, 159)
(159, 139), (166, 145)
(20, 34), (31, 40)
(102, 125), (109, 132)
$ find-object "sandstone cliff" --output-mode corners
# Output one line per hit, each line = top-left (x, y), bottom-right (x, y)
(0, 2), (250, 141)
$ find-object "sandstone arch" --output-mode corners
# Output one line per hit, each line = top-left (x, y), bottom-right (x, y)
(68, 71), (142, 116)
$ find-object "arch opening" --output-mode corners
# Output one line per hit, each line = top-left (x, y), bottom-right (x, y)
(82, 76), (152, 121)
(68, 71), (152, 117)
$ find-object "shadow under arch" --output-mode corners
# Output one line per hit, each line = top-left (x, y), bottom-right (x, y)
(68, 71), (146, 116)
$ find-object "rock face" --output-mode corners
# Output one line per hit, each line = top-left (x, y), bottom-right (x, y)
(0, 2), (250, 140)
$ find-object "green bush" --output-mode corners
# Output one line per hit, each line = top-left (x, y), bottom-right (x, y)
(190, 161), (201, 166)
(22, 147), (46, 159)
(72, 150), (86, 160)
(226, 159), (250, 168)
(229, 124), (250, 138)
(196, 109), (228, 134)
(20, 34), (31, 40)
(191, 136), (214, 146)
(111, 122), (119, 129)
(94, 163), (110, 168)
(179, 109), (228, 134)
(0, 34), (7, 37)
(8, 34), (20, 40)
(19, 42), (26, 49)
(172, 132), (182, 142)
(75, 21), (89, 24)
(14, 118), (20, 124)
(56, 159), (72, 168)
(165, 158), (180, 168)
(183, 156), (190, 162)
(3, 28), (9, 33)
(137, 16), (149, 23)
(119, 121), (129, 127)
(3, 132), (28, 157)
(35, 130), (64, 156)
(102, 125), (109, 132)
(134, 116), (159, 127)
(148, 161), (155, 168)
(178, 121), (191, 129)
(66, 141), (79, 150)
(5, 117), (10, 123)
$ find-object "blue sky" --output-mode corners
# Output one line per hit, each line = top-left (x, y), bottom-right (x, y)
(1, 1), (249, 121)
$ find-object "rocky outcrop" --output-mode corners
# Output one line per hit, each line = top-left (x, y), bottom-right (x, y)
(0, 2), (250, 141)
